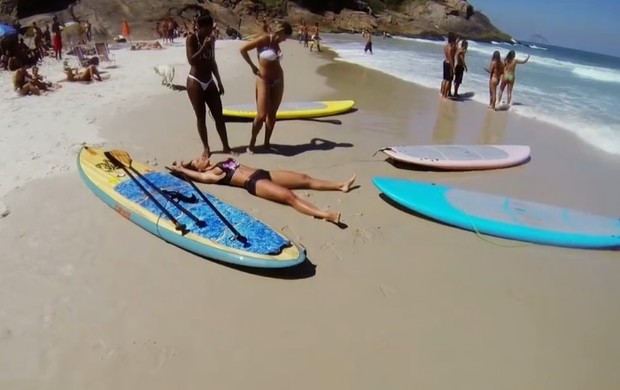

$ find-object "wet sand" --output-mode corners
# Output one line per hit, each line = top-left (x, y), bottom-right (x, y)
(1, 40), (619, 390)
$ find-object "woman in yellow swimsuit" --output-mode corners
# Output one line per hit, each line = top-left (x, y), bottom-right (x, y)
(497, 50), (530, 106)
(239, 20), (293, 154)
(169, 157), (356, 224)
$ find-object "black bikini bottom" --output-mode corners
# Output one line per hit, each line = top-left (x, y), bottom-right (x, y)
(244, 169), (271, 195)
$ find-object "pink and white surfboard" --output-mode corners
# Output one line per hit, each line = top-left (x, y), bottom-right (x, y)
(381, 145), (531, 170)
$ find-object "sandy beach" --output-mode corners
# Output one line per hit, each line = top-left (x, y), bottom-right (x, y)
(1, 37), (620, 390)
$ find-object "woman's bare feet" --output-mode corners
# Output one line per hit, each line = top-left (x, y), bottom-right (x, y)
(339, 175), (356, 193)
(246, 147), (255, 155)
(326, 212), (341, 224)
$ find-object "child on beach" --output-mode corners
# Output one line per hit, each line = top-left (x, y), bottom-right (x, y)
(485, 51), (504, 110)
(169, 158), (356, 225)
(440, 32), (457, 98)
(186, 13), (233, 161)
(497, 50), (530, 106)
(453, 40), (468, 96)
(239, 20), (293, 154)
(363, 29), (373, 54)
(309, 22), (321, 52)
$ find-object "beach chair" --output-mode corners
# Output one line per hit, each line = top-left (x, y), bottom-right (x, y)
(72, 45), (98, 68)
(95, 42), (117, 68)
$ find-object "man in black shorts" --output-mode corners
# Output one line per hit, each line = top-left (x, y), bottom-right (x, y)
(453, 40), (468, 96)
(440, 32), (457, 98)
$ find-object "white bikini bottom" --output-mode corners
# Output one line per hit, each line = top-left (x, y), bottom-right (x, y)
(187, 75), (213, 91)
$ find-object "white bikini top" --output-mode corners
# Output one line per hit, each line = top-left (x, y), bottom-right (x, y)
(257, 35), (282, 62)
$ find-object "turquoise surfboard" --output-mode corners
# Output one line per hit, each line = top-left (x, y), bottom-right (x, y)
(373, 177), (620, 249)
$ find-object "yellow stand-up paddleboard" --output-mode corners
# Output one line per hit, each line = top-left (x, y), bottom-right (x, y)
(77, 146), (306, 268)
(222, 100), (355, 119)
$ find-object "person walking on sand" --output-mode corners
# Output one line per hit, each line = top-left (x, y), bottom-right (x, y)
(440, 32), (457, 98)
(186, 13), (234, 161)
(51, 16), (64, 60)
(239, 20), (293, 154)
(169, 157), (356, 225)
(484, 50), (504, 110)
(363, 29), (373, 54)
(453, 40), (468, 96)
(309, 22), (321, 52)
(497, 50), (530, 106)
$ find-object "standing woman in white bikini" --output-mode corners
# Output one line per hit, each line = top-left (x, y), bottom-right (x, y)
(239, 20), (293, 154)
(186, 13), (235, 161)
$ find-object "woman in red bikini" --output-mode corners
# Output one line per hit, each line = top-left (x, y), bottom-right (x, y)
(169, 158), (356, 224)
(186, 13), (234, 160)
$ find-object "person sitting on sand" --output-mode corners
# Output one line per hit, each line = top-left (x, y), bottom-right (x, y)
(31, 66), (56, 91)
(497, 50), (530, 106)
(169, 158), (356, 224)
(484, 51), (504, 110)
(13, 65), (41, 96)
(65, 64), (102, 82)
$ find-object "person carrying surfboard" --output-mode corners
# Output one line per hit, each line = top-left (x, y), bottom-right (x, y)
(239, 20), (293, 154)
(186, 13), (235, 161)
(169, 157), (356, 225)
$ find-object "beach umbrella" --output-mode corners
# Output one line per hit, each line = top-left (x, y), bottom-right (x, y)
(0, 23), (17, 38)
(62, 21), (83, 37)
(121, 19), (131, 39)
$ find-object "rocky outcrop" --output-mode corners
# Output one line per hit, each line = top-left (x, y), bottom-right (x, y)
(0, 0), (512, 43)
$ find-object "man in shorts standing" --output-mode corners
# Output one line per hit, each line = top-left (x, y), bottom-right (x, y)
(440, 32), (457, 98)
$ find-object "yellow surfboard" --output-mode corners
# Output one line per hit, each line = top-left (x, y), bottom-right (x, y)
(77, 146), (306, 268)
(222, 100), (355, 119)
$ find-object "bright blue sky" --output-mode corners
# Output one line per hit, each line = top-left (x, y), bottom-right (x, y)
(473, 0), (620, 57)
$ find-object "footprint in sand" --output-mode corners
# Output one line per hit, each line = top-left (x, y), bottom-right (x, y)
(320, 240), (343, 261)
(379, 284), (397, 298)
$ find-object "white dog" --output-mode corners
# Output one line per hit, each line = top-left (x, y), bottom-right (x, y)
(154, 65), (175, 88)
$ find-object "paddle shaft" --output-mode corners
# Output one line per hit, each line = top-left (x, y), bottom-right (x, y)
(125, 164), (206, 227)
(178, 170), (247, 244)
(107, 156), (187, 233)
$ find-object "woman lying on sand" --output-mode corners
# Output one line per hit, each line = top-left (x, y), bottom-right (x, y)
(13, 65), (41, 96)
(130, 41), (164, 50)
(239, 20), (293, 154)
(169, 158), (356, 224)
(65, 65), (102, 82)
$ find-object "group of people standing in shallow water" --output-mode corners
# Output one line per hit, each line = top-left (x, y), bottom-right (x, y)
(177, 13), (353, 225)
(440, 32), (530, 110)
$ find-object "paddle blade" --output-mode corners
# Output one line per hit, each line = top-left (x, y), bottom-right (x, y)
(107, 149), (132, 167)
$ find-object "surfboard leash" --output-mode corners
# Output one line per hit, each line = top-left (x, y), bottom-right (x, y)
(466, 216), (530, 248)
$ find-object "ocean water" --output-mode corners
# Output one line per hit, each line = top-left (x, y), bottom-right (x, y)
(322, 33), (620, 156)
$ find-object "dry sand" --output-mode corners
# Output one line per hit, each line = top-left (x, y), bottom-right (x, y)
(1, 39), (620, 390)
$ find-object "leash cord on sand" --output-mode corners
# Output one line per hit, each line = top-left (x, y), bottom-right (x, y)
(466, 215), (530, 248)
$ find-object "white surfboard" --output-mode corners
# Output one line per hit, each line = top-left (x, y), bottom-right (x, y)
(381, 144), (531, 170)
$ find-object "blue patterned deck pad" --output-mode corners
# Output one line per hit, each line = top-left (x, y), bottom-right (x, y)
(114, 172), (290, 255)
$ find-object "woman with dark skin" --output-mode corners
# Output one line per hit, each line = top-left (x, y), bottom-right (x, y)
(186, 13), (234, 162)
(170, 157), (356, 224)
(485, 51), (504, 110)
(239, 20), (293, 154)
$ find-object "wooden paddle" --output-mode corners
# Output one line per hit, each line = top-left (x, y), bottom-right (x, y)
(106, 150), (206, 229)
(165, 166), (248, 246)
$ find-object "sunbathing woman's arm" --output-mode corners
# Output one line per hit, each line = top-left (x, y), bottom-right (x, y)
(171, 164), (224, 184)
(239, 35), (268, 75)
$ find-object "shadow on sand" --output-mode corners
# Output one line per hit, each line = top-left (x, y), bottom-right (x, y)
(223, 108), (358, 125)
(170, 83), (188, 92)
(242, 137), (354, 157)
(212, 256), (318, 279)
